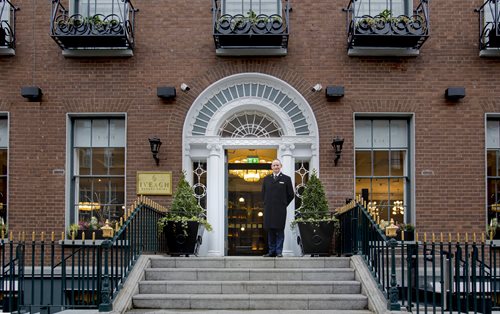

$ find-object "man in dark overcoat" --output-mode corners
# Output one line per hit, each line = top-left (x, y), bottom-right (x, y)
(261, 159), (294, 257)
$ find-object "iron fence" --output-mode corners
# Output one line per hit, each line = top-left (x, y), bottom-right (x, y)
(338, 202), (500, 313)
(0, 196), (165, 313)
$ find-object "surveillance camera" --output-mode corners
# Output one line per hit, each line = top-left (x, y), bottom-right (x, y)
(312, 83), (322, 92)
(180, 83), (190, 92)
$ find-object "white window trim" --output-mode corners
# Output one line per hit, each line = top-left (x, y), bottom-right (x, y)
(65, 113), (127, 233)
(353, 112), (415, 224)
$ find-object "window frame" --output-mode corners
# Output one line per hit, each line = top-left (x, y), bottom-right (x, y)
(222, 0), (281, 16)
(70, 0), (127, 18)
(485, 116), (500, 228)
(66, 113), (127, 234)
(354, 114), (414, 225)
(0, 114), (9, 226)
(353, 0), (411, 18)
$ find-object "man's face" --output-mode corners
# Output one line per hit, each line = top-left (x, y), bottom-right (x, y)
(271, 160), (282, 174)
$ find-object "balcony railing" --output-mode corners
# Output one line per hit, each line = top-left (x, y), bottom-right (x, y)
(50, 0), (137, 54)
(345, 0), (430, 56)
(212, 0), (290, 56)
(478, 0), (500, 57)
(0, 0), (18, 55)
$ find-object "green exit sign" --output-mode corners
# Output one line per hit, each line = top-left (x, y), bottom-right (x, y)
(247, 156), (259, 164)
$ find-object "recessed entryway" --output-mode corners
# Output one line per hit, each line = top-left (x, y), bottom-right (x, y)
(226, 148), (276, 256)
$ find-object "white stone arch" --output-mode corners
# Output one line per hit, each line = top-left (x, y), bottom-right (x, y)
(182, 72), (320, 256)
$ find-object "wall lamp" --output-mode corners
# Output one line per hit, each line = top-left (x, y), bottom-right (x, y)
(21, 86), (43, 101)
(148, 136), (162, 166)
(331, 136), (344, 166)
(445, 87), (465, 100)
(326, 86), (345, 100)
(157, 86), (176, 100)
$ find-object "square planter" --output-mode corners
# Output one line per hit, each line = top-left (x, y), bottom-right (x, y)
(163, 221), (204, 256)
(297, 221), (335, 256)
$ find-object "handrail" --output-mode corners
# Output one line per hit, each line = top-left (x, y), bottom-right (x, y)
(0, 196), (166, 313)
(348, 199), (500, 312)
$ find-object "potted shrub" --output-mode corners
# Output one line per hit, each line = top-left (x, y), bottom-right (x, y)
(157, 171), (212, 256)
(400, 223), (415, 241)
(292, 170), (338, 256)
(68, 216), (105, 240)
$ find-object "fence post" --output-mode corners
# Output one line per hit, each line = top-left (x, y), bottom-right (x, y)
(388, 237), (401, 311)
(99, 239), (113, 312)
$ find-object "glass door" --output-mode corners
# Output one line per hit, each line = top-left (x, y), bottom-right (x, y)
(226, 148), (276, 256)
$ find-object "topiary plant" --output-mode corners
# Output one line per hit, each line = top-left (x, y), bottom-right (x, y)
(291, 170), (338, 227)
(158, 171), (212, 235)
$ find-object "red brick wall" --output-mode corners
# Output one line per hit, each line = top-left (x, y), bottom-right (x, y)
(0, 0), (496, 237)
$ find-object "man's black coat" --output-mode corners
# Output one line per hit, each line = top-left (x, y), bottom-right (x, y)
(261, 173), (295, 229)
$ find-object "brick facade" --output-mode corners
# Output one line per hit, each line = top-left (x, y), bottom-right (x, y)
(0, 0), (496, 237)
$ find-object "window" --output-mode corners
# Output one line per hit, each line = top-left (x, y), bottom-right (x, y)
(353, 0), (410, 17)
(486, 119), (500, 226)
(0, 118), (7, 225)
(73, 0), (125, 18)
(222, 0), (280, 16)
(0, 0), (12, 47)
(355, 118), (410, 225)
(483, 0), (498, 24)
(71, 118), (125, 231)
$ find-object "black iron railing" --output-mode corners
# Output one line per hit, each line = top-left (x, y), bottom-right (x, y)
(212, 0), (290, 51)
(345, 0), (429, 50)
(0, 0), (18, 50)
(477, 0), (500, 51)
(338, 201), (500, 313)
(50, 0), (137, 50)
(0, 196), (165, 313)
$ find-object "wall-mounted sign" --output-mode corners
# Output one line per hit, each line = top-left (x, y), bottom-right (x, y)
(137, 171), (172, 195)
(247, 156), (259, 164)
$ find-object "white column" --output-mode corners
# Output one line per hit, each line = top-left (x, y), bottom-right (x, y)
(279, 144), (301, 256)
(205, 143), (224, 256)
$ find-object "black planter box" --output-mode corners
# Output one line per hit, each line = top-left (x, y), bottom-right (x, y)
(164, 221), (204, 256)
(297, 221), (335, 256)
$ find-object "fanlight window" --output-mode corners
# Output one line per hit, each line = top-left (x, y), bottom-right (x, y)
(219, 111), (283, 138)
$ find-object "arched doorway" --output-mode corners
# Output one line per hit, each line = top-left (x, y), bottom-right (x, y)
(182, 73), (319, 256)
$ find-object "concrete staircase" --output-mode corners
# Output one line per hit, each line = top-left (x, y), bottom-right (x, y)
(129, 256), (372, 313)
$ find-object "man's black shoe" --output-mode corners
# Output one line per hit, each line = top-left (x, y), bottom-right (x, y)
(276, 254), (283, 257)
(263, 253), (276, 257)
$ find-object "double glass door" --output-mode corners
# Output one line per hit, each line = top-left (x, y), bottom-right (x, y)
(226, 149), (276, 256)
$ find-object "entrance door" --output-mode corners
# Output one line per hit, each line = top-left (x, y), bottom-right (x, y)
(226, 149), (276, 256)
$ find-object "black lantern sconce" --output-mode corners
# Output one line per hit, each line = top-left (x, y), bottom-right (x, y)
(331, 136), (344, 166)
(148, 136), (162, 166)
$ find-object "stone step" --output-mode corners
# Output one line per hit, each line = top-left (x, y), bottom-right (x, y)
(150, 257), (351, 269)
(132, 294), (368, 311)
(144, 268), (355, 281)
(126, 310), (374, 314)
(139, 280), (361, 295)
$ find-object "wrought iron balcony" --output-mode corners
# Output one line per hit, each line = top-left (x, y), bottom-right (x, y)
(0, 0), (18, 56)
(50, 0), (137, 56)
(345, 0), (430, 56)
(212, 0), (290, 56)
(478, 0), (500, 57)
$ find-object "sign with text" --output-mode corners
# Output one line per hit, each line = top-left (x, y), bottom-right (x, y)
(137, 171), (172, 195)
(247, 156), (259, 163)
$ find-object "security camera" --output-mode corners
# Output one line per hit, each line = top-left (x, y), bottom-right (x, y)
(180, 83), (190, 92)
(311, 83), (322, 92)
